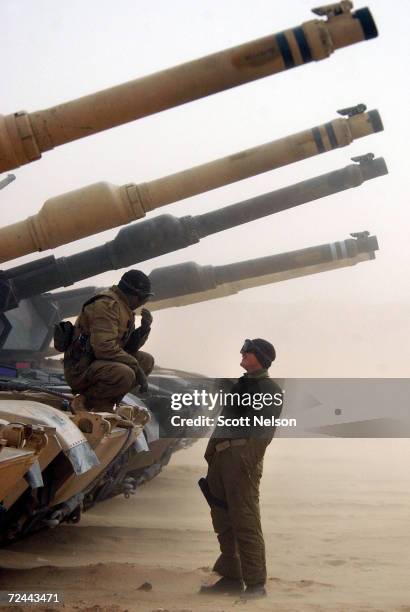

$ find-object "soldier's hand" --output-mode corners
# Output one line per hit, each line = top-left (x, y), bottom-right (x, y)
(134, 364), (148, 394)
(140, 308), (153, 329)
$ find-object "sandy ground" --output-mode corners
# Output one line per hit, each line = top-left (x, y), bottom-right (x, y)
(1, 439), (410, 612)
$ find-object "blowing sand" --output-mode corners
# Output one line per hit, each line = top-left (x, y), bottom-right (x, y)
(1, 439), (410, 612)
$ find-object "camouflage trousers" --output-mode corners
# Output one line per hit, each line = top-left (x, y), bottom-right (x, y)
(206, 439), (268, 587)
(64, 350), (154, 410)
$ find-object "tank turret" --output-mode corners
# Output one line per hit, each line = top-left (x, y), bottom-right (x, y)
(0, 106), (383, 264)
(0, 154), (386, 312)
(0, 3), (378, 173)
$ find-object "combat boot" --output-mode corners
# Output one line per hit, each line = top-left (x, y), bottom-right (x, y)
(85, 398), (116, 413)
(240, 584), (267, 599)
(199, 577), (244, 595)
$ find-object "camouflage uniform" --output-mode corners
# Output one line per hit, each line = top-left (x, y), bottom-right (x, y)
(64, 285), (154, 410)
(204, 370), (282, 587)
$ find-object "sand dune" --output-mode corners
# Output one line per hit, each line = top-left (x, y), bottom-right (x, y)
(1, 439), (410, 611)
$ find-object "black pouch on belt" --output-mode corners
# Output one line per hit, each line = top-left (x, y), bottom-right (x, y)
(53, 321), (74, 352)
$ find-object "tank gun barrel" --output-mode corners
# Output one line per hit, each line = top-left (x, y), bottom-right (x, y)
(0, 4), (378, 173)
(48, 232), (378, 318)
(194, 154), (386, 237)
(0, 232), (378, 357)
(0, 106), (383, 265)
(0, 155), (387, 312)
(148, 231), (378, 310)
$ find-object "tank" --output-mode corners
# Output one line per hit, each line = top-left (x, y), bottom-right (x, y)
(0, 231), (379, 541)
(0, 154), (387, 311)
(0, 3), (378, 173)
(0, 105), (383, 264)
(0, 366), (217, 543)
(0, 385), (150, 542)
(0, 1), (386, 550)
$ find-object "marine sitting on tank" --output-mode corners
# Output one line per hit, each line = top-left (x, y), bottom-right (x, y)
(64, 270), (154, 412)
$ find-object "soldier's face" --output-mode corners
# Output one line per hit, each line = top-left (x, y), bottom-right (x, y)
(240, 351), (262, 373)
(127, 294), (145, 310)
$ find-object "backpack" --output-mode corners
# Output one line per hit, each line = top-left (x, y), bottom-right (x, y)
(53, 293), (111, 354)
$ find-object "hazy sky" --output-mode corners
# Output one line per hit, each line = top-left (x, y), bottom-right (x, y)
(1, 0), (409, 376)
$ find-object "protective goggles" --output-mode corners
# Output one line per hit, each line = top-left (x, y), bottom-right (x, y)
(241, 339), (272, 367)
(241, 339), (257, 353)
(135, 291), (153, 305)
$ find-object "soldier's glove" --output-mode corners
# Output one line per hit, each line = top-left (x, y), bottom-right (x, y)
(125, 329), (142, 354)
(140, 308), (153, 332)
(133, 364), (148, 394)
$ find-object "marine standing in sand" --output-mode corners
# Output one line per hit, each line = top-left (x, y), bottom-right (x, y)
(64, 270), (154, 412)
(200, 338), (282, 599)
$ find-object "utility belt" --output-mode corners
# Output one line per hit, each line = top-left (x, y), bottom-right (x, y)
(199, 440), (248, 510)
(214, 438), (247, 453)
